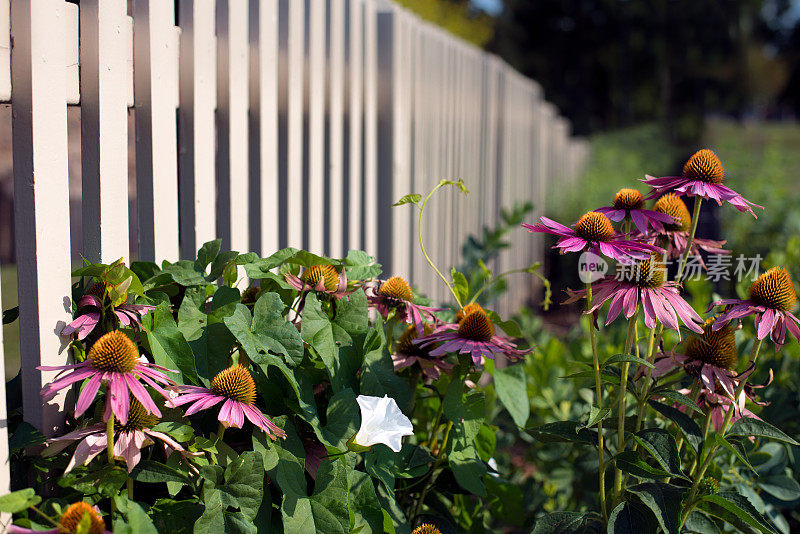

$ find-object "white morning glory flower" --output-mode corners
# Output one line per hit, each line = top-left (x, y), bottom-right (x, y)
(353, 394), (413, 452)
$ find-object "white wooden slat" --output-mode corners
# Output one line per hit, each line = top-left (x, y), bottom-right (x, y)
(362, 0), (378, 258)
(249, 0), (279, 257)
(346, 0), (363, 252)
(306, 0), (326, 254)
(65, 3), (79, 105)
(0, 0), (9, 102)
(410, 22), (424, 286)
(216, 0), (250, 255)
(178, 0), (217, 257)
(134, 0), (180, 262)
(279, 0), (305, 249)
(327, 0), (345, 258)
(80, 0), (130, 264)
(11, 0), (72, 436)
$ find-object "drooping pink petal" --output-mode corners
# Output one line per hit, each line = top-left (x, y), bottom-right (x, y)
(75, 372), (104, 418)
(41, 365), (96, 401)
(123, 373), (160, 418)
(66, 433), (108, 473)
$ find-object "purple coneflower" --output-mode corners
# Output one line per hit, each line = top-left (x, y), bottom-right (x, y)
(392, 324), (453, 380)
(641, 149), (762, 217)
(168, 364), (286, 440)
(645, 193), (729, 267)
(43, 397), (192, 473)
(523, 211), (663, 262)
(40, 330), (176, 424)
(414, 303), (531, 366)
(8, 501), (110, 534)
(284, 263), (350, 300)
(709, 266), (800, 350)
(61, 282), (154, 340)
(594, 188), (675, 234)
(651, 316), (743, 397)
(367, 276), (440, 333)
(565, 255), (703, 335)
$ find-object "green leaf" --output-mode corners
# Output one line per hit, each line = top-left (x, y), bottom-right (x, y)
(714, 434), (757, 474)
(649, 400), (703, 455)
(613, 451), (672, 479)
(697, 492), (780, 534)
(2, 306), (18, 324)
(607, 500), (659, 534)
(727, 417), (800, 446)
(443, 378), (485, 447)
(195, 239), (222, 271)
(527, 420), (598, 445)
(650, 388), (703, 415)
(201, 451), (264, 521)
(392, 193), (422, 207)
(130, 460), (191, 485)
(451, 268), (469, 304)
(301, 293), (338, 378)
(582, 405), (612, 429)
(439, 178), (469, 195)
(0, 488), (40, 513)
(321, 388), (360, 451)
(493, 364), (530, 428)
(627, 482), (685, 534)
(151, 421), (195, 443)
(177, 289), (236, 384)
(113, 494), (159, 534)
(683, 511), (721, 534)
(474, 424), (497, 462)
(603, 353), (655, 369)
(449, 445), (487, 497)
(195, 490), (257, 534)
(632, 428), (684, 478)
(486, 309), (523, 338)
(150, 499), (203, 534)
(224, 297), (303, 367)
(757, 475), (800, 501)
(144, 303), (199, 385)
(531, 511), (594, 534)
(485, 476), (524, 526)
(281, 460), (351, 534)
(347, 469), (384, 534)
(342, 251), (381, 280)
(359, 328), (410, 409)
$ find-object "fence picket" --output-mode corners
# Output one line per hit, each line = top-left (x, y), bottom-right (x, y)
(80, 0), (130, 263)
(216, 0), (249, 255)
(249, 0), (279, 257)
(326, 0), (345, 258)
(306, 0), (326, 254)
(10, 0), (73, 436)
(345, 0), (363, 253)
(178, 0), (217, 257)
(134, 0), (180, 262)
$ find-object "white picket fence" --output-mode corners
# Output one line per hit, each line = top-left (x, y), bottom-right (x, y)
(0, 0), (589, 502)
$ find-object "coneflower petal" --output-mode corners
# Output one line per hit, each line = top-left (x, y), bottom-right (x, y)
(75, 373), (103, 418)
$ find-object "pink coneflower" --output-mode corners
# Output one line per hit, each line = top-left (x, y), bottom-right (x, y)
(646, 193), (729, 268)
(367, 276), (440, 333)
(673, 372), (770, 433)
(8, 501), (110, 534)
(61, 282), (154, 340)
(39, 330), (175, 425)
(522, 211), (663, 262)
(414, 304), (531, 366)
(168, 364), (286, 440)
(709, 266), (800, 350)
(284, 263), (350, 300)
(651, 317), (742, 397)
(565, 256), (703, 335)
(43, 398), (192, 473)
(641, 149), (763, 217)
(595, 188), (675, 234)
(392, 324), (453, 380)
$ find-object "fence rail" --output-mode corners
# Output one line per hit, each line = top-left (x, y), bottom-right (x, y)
(0, 0), (589, 505)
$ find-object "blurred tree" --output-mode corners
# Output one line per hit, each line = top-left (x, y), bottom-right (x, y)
(395, 0), (494, 47)
(489, 0), (789, 140)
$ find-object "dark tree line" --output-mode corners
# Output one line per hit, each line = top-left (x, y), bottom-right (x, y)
(489, 0), (798, 138)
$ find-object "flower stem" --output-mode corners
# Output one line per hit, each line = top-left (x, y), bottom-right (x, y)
(127, 477), (134, 499)
(217, 422), (226, 441)
(675, 198), (703, 285)
(680, 338), (764, 527)
(417, 182), (464, 307)
(634, 325), (660, 435)
(106, 413), (115, 465)
(613, 306), (639, 501)
(585, 282), (608, 522)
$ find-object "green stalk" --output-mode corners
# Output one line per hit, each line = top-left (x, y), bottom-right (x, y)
(106, 414), (115, 465)
(634, 325), (660, 434)
(674, 198), (703, 285)
(585, 283), (608, 522)
(613, 307), (639, 500)
(417, 183), (464, 307)
(680, 338), (764, 527)
(217, 422), (226, 441)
